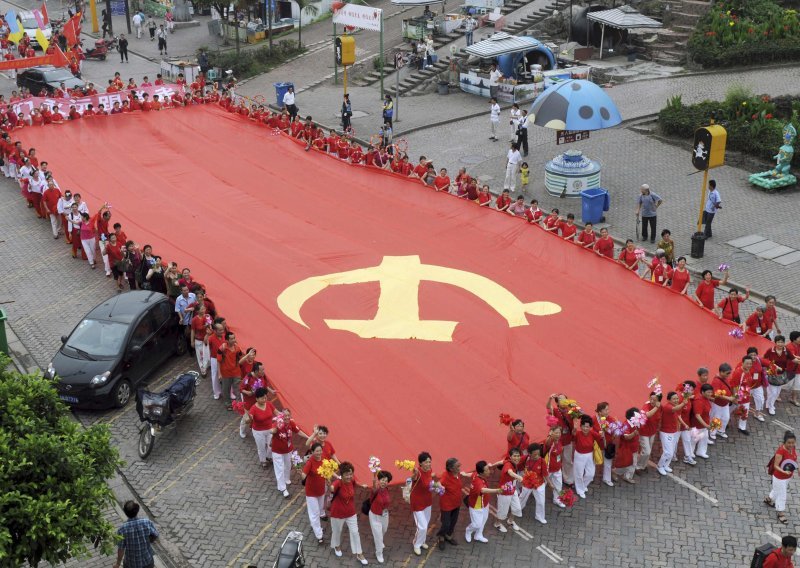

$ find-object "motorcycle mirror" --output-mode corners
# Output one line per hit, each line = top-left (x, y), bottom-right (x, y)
(60, 335), (68, 344)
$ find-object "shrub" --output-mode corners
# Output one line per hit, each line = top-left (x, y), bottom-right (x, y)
(206, 42), (306, 80)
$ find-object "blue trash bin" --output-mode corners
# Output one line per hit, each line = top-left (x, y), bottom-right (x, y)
(274, 82), (294, 107)
(580, 188), (608, 224)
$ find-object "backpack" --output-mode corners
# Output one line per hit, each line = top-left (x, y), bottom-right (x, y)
(767, 454), (776, 477)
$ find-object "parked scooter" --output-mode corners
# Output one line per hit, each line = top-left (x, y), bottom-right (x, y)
(136, 371), (199, 459)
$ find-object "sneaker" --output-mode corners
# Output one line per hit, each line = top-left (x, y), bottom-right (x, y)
(683, 457), (695, 465)
(657, 467), (667, 476)
(554, 500), (566, 508)
(536, 517), (547, 524)
(769, 409), (776, 416)
(719, 432), (728, 439)
(334, 548), (343, 557)
(494, 523), (507, 533)
(707, 439), (715, 445)
(282, 490), (289, 498)
(213, 394), (220, 400)
(697, 454), (710, 459)
(603, 480), (614, 487)
(739, 429), (750, 436)
(671, 457), (678, 463)
(420, 544), (428, 550)
(474, 536), (489, 543)
(239, 430), (246, 439)
(665, 466), (673, 473)
(577, 492), (586, 499)
(465, 532), (472, 543)
(413, 547), (421, 556)
(286, 480), (292, 486)
(376, 553), (384, 564)
(508, 521), (520, 531)
(358, 557), (368, 566)
(757, 415), (766, 422)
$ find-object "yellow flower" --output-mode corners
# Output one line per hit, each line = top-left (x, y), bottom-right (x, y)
(729, 21), (734, 26)
(742, 101), (747, 106)
(316, 459), (340, 480)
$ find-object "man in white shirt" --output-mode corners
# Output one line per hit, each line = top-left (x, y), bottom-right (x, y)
(488, 64), (503, 100)
(132, 12), (143, 39)
(57, 190), (74, 243)
(504, 142), (522, 190)
(463, 15), (476, 46)
(283, 86), (298, 122)
(489, 97), (500, 141)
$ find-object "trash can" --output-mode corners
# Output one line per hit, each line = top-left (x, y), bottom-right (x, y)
(0, 308), (8, 355)
(437, 81), (449, 95)
(690, 231), (706, 259)
(274, 82), (294, 107)
(580, 187), (608, 224)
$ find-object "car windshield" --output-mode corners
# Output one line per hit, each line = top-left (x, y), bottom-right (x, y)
(65, 319), (128, 359)
(43, 70), (75, 82)
(20, 18), (39, 29)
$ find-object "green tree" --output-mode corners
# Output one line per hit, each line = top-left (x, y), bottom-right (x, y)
(295, 0), (319, 47)
(0, 357), (121, 567)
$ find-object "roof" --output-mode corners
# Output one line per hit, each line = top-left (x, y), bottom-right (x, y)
(586, 5), (663, 30)
(390, 0), (445, 5)
(87, 291), (166, 324)
(465, 32), (545, 58)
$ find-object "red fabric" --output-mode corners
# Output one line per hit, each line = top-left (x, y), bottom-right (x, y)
(249, 402), (276, 431)
(17, 107), (773, 480)
(763, 549), (794, 568)
(330, 479), (356, 518)
(303, 457), (326, 497)
(410, 469), (433, 511)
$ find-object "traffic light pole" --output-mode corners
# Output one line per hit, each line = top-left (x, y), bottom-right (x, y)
(333, 21), (337, 85)
(696, 168), (709, 233)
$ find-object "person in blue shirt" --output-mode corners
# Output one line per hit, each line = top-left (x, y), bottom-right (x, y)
(114, 501), (159, 568)
(703, 179), (722, 238)
(635, 183), (663, 243)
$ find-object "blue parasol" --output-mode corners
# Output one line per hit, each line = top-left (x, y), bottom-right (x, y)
(529, 79), (622, 131)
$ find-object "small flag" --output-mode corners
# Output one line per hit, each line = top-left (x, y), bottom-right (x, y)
(36, 29), (49, 52)
(6, 10), (20, 33)
(41, 2), (50, 25)
(8, 30), (24, 45)
(34, 9), (45, 30)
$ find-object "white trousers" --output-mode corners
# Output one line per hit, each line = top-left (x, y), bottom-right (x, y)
(331, 515), (362, 554)
(369, 511), (389, 556)
(692, 427), (709, 457)
(613, 464), (635, 481)
(602, 458), (613, 483)
(503, 162), (518, 190)
(412, 506), (431, 548)
(490, 119), (498, 137)
(81, 238), (96, 265)
(767, 385), (782, 412)
(680, 430), (695, 460)
(770, 476), (790, 512)
(252, 429), (273, 463)
(548, 471), (563, 504)
(657, 432), (677, 469)
(738, 402), (750, 430)
(709, 404), (730, 438)
(193, 340), (210, 373)
(49, 213), (60, 237)
(561, 443), (574, 484)
(240, 414), (251, 438)
(752, 386), (765, 412)
(465, 507), (489, 540)
(636, 435), (654, 470)
(209, 358), (221, 397)
(496, 493), (522, 521)
(519, 484), (546, 522)
(272, 452), (292, 491)
(573, 451), (594, 496)
(306, 495), (325, 539)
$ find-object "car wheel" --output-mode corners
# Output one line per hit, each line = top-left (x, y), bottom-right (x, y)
(174, 335), (187, 357)
(100, 54), (107, 61)
(113, 379), (132, 407)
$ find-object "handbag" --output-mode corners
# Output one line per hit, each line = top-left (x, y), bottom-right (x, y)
(361, 490), (377, 516)
(768, 372), (790, 387)
(604, 442), (616, 460)
(115, 258), (132, 273)
(592, 441), (604, 465)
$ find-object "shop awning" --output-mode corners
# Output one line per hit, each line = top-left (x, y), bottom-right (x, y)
(465, 32), (543, 58)
(586, 5), (663, 30)
(391, 0), (445, 5)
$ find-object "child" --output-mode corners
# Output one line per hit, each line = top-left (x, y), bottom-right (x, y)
(520, 162), (530, 187)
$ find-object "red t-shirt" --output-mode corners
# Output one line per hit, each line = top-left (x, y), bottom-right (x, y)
(217, 342), (243, 378)
(544, 438), (562, 473)
(249, 402), (276, 431)
(240, 372), (267, 409)
(433, 175), (450, 191)
(711, 376), (733, 407)
(653, 263), (673, 286)
(573, 429), (602, 454)
(496, 195), (511, 210)
(303, 457), (326, 497)
(577, 230), (595, 247)
(618, 248), (638, 269)
(763, 549), (794, 568)
(679, 395), (692, 430)
(773, 446), (798, 481)
(190, 315), (207, 343)
(271, 420), (299, 454)
(410, 468), (433, 511)
(670, 268), (690, 292)
(42, 187), (61, 213)
(438, 470), (463, 512)
(695, 279), (720, 310)
(412, 163), (427, 178)
(638, 402), (661, 437)
(691, 396), (711, 429)
(499, 461), (517, 495)
(524, 456), (548, 488)
(330, 480), (356, 518)
(525, 208), (543, 223)
(594, 236), (614, 258)
(507, 431), (530, 455)
(660, 401), (679, 433)
(369, 487), (391, 515)
(559, 222), (577, 240)
(467, 473), (489, 509)
(763, 306), (778, 332)
(746, 312), (765, 334)
(544, 215), (559, 230)
(320, 440), (336, 461)
(718, 296), (745, 321)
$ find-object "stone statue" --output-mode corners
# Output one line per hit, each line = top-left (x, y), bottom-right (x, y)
(749, 120), (797, 191)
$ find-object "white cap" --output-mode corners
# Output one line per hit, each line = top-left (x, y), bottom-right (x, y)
(641, 183), (650, 190)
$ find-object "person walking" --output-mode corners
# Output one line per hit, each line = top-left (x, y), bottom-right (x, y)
(765, 430), (798, 525)
(488, 64), (502, 100)
(436, 457), (468, 549)
(702, 179), (721, 238)
(113, 501), (158, 568)
(410, 452), (434, 556)
(147, 17), (157, 40)
(118, 34), (129, 63)
(283, 86), (298, 122)
(341, 94), (352, 133)
(635, 184), (663, 243)
(330, 462), (369, 565)
(464, 460), (501, 543)
(368, 470), (392, 564)
(509, 103), (521, 143)
(516, 110), (529, 157)
(156, 24), (168, 55)
(503, 142), (521, 190)
(463, 15), (476, 46)
(489, 97), (500, 141)
(382, 95), (393, 127)
(132, 12), (143, 39)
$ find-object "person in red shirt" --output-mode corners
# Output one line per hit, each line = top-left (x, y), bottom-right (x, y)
(541, 425), (566, 507)
(716, 286), (750, 323)
(410, 452), (435, 555)
(141, 94), (153, 111)
(435, 457), (470, 549)
(635, 392), (662, 474)
(397, 154), (414, 176)
(465, 460), (501, 543)
(694, 268), (729, 310)
(301, 443), (328, 543)
(269, 409), (307, 496)
(411, 156), (430, 181)
(559, 213), (578, 241)
(518, 443), (554, 522)
(577, 222), (596, 248)
(656, 391), (689, 475)
(543, 209), (560, 232)
(525, 199), (543, 223)
(765, 431), (798, 525)
(618, 239), (640, 272)
(492, 448), (523, 532)
(190, 306), (212, 378)
(691, 384), (714, 459)
(670, 256), (692, 295)
(305, 425), (339, 463)
(730, 355), (757, 435)
(205, 322), (226, 400)
(643, 252), (673, 287)
(709, 363), (736, 441)
(329, 462), (369, 564)
(594, 227), (614, 258)
(243, 387), (278, 467)
(41, 181), (62, 239)
(594, 402), (616, 486)
(154, 74), (165, 85)
(217, 331), (243, 410)
(746, 305), (767, 335)
(348, 142), (363, 165)
(764, 535), (797, 567)
(495, 189), (512, 212)
(506, 419), (530, 457)
(677, 382), (697, 464)
(763, 295), (782, 339)
(547, 394), (574, 486)
(612, 409), (640, 484)
(433, 168), (451, 192)
(764, 336), (796, 415)
(367, 469), (393, 563)
(788, 331), (800, 407)
(572, 414), (603, 498)
(151, 96), (163, 111)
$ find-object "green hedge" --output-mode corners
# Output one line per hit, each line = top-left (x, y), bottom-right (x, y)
(206, 41), (305, 80)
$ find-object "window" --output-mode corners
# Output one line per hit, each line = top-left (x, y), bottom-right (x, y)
(65, 319), (128, 358)
(151, 300), (173, 329)
(130, 314), (155, 348)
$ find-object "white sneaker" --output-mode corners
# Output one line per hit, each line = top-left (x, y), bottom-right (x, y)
(509, 521), (520, 531)
(707, 439), (715, 445)
(358, 557), (368, 566)
(494, 523), (507, 533)
(376, 553), (384, 564)
(769, 409), (776, 415)
(475, 536), (488, 543)
(603, 480), (614, 487)
(413, 546), (421, 556)
(577, 492), (586, 499)
(697, 454), (710, 459)
(420, 544), (428, 550)
(719, 432), (728, 439)
(536, 517), (547, 524)
(286, 480), (292, 486)
(239, 430), (246, 439)
(465, 532), (472, 543)
(554, 500), (566, 508)
(665, 466), (673, 473)
(282, 490), (289, 498)
(213, 394), (220, 400)
(657, 467), (667, 476)
(757, 415), (766, 422)
(333, 548), (343, 557)
(683, 457), (696, 465)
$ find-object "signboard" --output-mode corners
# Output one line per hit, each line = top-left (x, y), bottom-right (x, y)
(692, 124), (727, 170)
(332, 3), (382, 32)
(556, 130), (590, 145)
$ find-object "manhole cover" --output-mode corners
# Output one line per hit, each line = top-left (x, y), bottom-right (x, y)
(459, 154), (487, 165)
(332, 110), (369, 119)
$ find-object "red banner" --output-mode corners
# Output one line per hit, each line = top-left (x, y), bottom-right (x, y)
(6, 85), (180, 118)
(0, 48), (68, 70)
(63, 13), (81, 47)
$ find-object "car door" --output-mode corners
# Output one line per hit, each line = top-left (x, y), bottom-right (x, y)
(150, 299), (176, 366)
(28, 71), (44, 95)
(126, 312), (159, 385)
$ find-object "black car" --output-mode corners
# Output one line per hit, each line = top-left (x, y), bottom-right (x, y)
(45, 291), (185, 409)
(17, 66), (85, 96)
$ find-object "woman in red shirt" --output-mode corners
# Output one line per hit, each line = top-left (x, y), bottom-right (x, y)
(693, 268), (728, 310)
(464, 460), (501, 543)
(243, 388), (277, 468)
(656, 391), (689, 476)
(270, 409), (307, 497)
(368, 470), (393, 564)
(617, 239), (640, 272)
(543, 425), (566, 508)
(636, 392), (662, 473)
(106, 233), (127, 290)
(518, 443), (553, 523)
(330, 462), (369, 565)
(238, 361), (270, 438)
(678, 382), (697, 465)
(612, 408), (640, 484)
(435, 457), (470, 549)
(410, 452), (434, 556)
(594, 402), (616, 486)
(746, 306), (767, 335)
(716, 286), (750, 323)
(507, 419), (530, 457)
(547, 394), (574, 486)
(764, 336), (794, 415)
(302, 443), (327, 543)
(572, 414), (603, 499)
(765, 430), (797, 524)
(493, 448), (523, 533)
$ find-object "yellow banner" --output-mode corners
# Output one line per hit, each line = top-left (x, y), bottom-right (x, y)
(35, 29), (49, 52)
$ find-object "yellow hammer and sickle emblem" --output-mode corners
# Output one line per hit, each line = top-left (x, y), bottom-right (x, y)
(277, 255), (561, 342)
